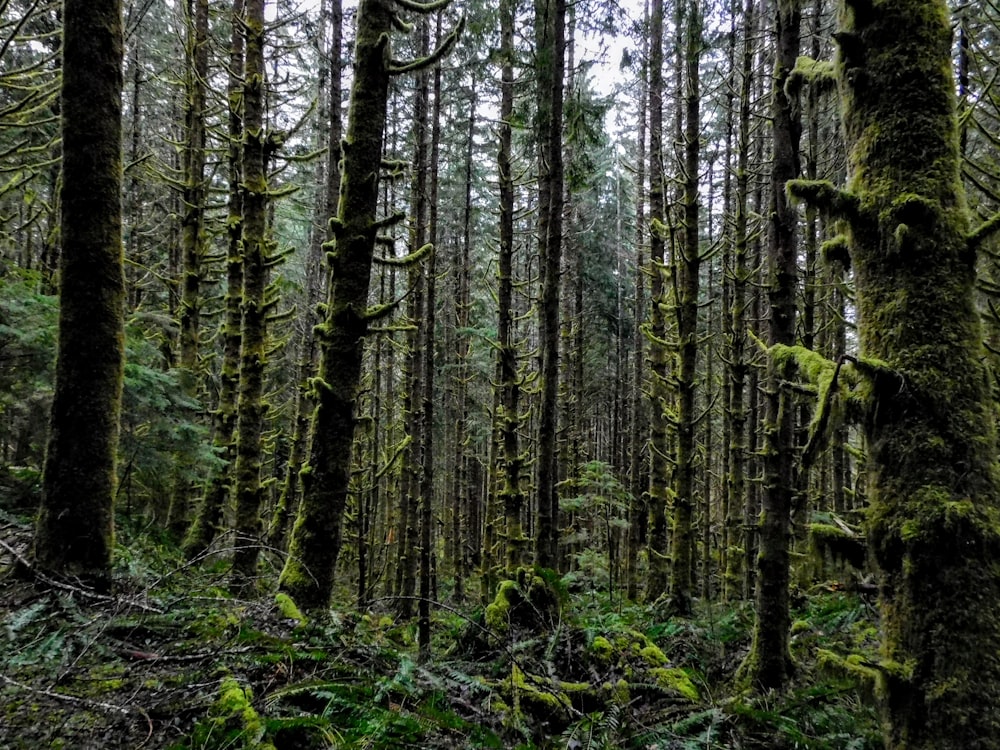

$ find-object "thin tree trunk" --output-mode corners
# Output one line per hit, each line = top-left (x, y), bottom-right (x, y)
(230, 0), (271, 588)
(645, 0), (669, 600)
(183, 0), (245, 560)
(667, 0), (702, 617)
(745, 0), (801, 690)
(533, 0), (566, 570)
(166, 0), (210, 540)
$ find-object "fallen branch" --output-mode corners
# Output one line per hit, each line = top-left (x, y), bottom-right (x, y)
(0, 537), (163, 614)
(0, 672), (132, 715)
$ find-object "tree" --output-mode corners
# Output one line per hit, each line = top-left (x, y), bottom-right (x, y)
(743, 0), (800, 691)
(279, 0), (461, 611)
(183, 0), (246, 560)
(666, 0), (703, 617)
(790, 0), (1000, 743)
(532, 0), (567, 570)
(32, 0), (125, 589)
(230, 0), (275, 587)
(166, 0), (210, 539)
(497, 0), (526, 573)
(644, 0), (670, 600)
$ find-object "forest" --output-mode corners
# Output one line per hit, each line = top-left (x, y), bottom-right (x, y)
(3, 0), (1000, 746)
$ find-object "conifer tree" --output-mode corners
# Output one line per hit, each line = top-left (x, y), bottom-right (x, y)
(533, 0), (567, 570)
(279, 0), (461, 611)
(33, 0), (125, 589)
(790, 0), (1000, 742)
(183, 0), (246, 560)
(744, 0), (801, 691)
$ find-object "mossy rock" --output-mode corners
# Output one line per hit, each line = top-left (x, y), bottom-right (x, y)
(589, 635), (614, 662)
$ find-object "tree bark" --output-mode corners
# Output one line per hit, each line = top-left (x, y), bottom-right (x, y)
(745, 0), (800, 691)
(794, 0), (1000, 743)
(34, 0), (125, 590)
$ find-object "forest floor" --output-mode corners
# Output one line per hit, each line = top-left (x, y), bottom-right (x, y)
(0, 510), (882, 749)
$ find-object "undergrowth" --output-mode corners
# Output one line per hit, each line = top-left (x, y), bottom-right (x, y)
(1, 511), (881, 749)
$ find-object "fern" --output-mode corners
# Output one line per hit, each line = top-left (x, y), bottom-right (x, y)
(5, 599), (49, 638)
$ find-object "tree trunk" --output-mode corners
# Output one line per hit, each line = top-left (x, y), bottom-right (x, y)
(532, 0), (566, 570)
(497, 0), (526, 573)
(745, 0), (800, 691)
(279, 0), (458, 611)
(33, 0), (125, 590)
(645, 0), (670, 601)
(229, 0), (272, 588)
(183, 0), (245, 560)
(667, 0), (702, 617)
(167, 0), (210, 540)
(794, 0), (1000, 743)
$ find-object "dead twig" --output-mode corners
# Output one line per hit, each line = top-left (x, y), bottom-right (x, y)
(0, 537), (164, 614)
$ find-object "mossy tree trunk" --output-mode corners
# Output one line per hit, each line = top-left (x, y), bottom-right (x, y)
(667, 0), (703, 617)
(397, 33), (432, 617)
(645, 0), (670, 601)
(497, 0), (526, 574)
(792, 0), (1000, 743)
(166, 0), (210, 540)
(745, 0), (800, 691)
(450, 85), (476, 600)
(268, 0), (343, 552)
(33, 0), (125, 590)
(417, 16), (439, 656)
(279, 0), (459, 611)
(230, 0), (275, 587)
(532, 0), (566, 571)
(183, 0), (245, 561)
(724, 0), (755, 601)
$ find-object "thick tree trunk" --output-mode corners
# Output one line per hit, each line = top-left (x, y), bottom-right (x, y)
(279, 0), (396, 611)
(33, 0), (125, 590)
(793, 0), (1000, 743)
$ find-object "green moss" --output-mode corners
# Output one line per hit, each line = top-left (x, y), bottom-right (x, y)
(484, 580), (519, 632)
(809, 522), (866, 569)
(649, 667), (699, 702)
(589, 635), (613, 661)
(639, 643), (668, 666)
(274, 592), (306, 626)
(197, 676), (277, 750)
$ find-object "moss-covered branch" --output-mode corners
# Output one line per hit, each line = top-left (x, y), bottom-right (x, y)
(372, 241), (432, 266)
(786, 179), (859, 221)
(785, 55), (837, 99)
(388, 15), (464, 74)
(967, 211), (1000, 252)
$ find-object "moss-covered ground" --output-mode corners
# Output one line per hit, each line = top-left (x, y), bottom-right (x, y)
(1, 512), (881, 749)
